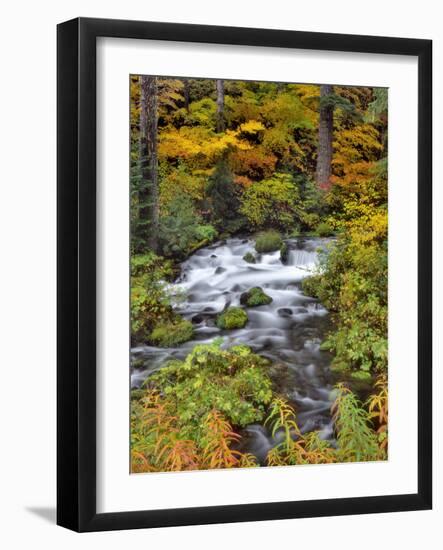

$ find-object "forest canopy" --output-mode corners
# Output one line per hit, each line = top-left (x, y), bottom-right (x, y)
(130, 77), (387, 256)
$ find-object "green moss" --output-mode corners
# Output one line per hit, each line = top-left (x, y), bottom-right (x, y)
(216, 307), (248, 329)
(243, 252), (256, 264)
(150, 319), (194, 347)
(240, 287), (273, 307)
(254, 230), (283, 253)
(350, 370), (372, 381)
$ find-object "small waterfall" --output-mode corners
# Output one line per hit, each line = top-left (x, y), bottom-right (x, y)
(287, 249), (318, 270)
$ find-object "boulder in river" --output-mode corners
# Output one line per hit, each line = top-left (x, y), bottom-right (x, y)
(242, 252), (256, 264)
(277, 307), (292, 317)
(280, 242), (289, 264)
(254, 230), (282, 253)
(216, 307), (248, 329)
(149, 319), (194, 347)
(240, 287), (273, 307)
(131, 357), (146, 370)
(191, 314), (205, 324)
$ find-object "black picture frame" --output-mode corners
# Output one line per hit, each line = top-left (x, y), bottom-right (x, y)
(57, 17), (432, 532)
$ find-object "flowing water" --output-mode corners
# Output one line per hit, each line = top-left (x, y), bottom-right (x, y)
(131, 236), (337, 463)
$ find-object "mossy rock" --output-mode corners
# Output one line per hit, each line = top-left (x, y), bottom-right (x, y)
(150, 319), (194, 347)
(131, 357), (146, 370)
(243, 252), (256, 264)
(254, 230), (283, 253)
(216, 307), (248, 329)
(280, 242), (289, 264)
(240, 287), (273, 307)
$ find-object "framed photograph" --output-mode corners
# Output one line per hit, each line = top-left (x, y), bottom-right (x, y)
(57, 17), (432, 532)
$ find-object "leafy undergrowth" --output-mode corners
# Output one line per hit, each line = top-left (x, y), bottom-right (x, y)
(266, 380), (387, 466)
(302, 161), (388, 378)
(131, 342), (388, 473)
(131, 252), (194, 347)
(131, 341), (272, 472)
(131, 252), (176, 344)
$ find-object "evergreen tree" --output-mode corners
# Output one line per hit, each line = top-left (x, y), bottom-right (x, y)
(207, 159), (239, 229)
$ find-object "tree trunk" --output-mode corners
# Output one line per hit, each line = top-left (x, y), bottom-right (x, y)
(139, 75), (159, 252)
(315, 84), (334, 191)
(216, 79), (225, 132)
(183, 78), (190, 113)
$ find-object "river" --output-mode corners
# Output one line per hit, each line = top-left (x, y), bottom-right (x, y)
(131, 236), (337, 463)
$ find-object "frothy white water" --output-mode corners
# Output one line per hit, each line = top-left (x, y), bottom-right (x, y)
(131, 236), (336, 460)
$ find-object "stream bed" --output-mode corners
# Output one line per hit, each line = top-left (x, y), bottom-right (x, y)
(131, 236), (339, 463)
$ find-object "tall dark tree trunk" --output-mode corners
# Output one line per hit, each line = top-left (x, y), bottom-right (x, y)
(139, 75), (159, 252)
(316, 84), (334, 191)
(216, 79), (225, 132)
(183, 78), (190, 113)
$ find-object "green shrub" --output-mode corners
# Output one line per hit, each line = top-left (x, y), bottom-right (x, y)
(194, 224), (218, 242)
(150, 319), (194, 347)
(147, 341), (273, 429)
(131, 341), (273, 472)
(316, 221), (334, 237)
(159, 193), (216, 259)
(131, 285), (175, 343)
(287, 227), (302, 238)
(131, 252), (174, 279)
(255, 230), (283, 253)
(332, 384), (380, 462)
(131, 253), (176, 343)
(222, 215), (248, 236)
(243, 252), (256, 264)
(240, 287), (273, 307)
(302, 199), (387, 376)
(216, 307), (248, 329)
(240, 173), (301, 230)
(299, 212), (320, 231)
(301, 274), (322, 299)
